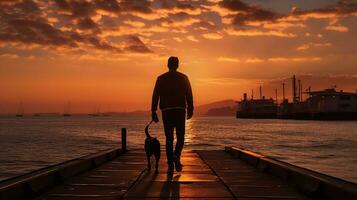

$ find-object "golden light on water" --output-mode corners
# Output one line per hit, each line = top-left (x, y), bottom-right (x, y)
(185, 119), (194, 145)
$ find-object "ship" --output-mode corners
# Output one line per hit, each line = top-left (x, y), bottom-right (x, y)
(237, 75), (357, 120)
(301, 89), (357, 120)
(278, 75), (357, 120)
(236, 88), (278, 119)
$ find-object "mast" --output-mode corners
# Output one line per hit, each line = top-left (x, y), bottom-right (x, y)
(297, 79), (301, 102)
(292, 75), (297, 103)
(300, 82), (303, 102)
(259, 85), (262, 100)
(275, 88), (278, 104)
(282, 83), (285, 101)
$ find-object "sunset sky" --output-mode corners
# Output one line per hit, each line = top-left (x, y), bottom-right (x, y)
(1, 0), (357, 113)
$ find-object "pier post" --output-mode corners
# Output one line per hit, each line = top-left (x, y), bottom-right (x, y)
(121, 128), (127, 151)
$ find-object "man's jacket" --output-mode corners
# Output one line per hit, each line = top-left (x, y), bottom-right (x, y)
(151, 71), (193, 113)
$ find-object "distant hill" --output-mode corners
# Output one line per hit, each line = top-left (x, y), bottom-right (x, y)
(195, 99), (237, 116)
(101, 99), (238, 117)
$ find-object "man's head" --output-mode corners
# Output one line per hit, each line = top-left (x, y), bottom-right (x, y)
(168, 56), (179, 71)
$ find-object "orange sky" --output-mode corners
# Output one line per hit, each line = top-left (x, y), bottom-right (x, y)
(1, 0), (357, 113)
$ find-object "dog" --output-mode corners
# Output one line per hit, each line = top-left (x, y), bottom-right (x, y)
(144, 120), (161, 174)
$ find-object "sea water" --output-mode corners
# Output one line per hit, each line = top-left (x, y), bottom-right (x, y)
(0, 116), (356, 183)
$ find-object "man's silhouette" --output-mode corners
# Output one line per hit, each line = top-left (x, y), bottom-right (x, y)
(151, 56), (193, 172)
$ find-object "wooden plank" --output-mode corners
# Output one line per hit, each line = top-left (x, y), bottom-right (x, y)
(37, 150), (146, 200)
(122, 150), (234, 199)
(37, 149), (321, 200)
(197, 150), (307, 200)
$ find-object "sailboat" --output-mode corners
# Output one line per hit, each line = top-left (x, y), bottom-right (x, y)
(89, 106), (100, 116)
(63, 102), (72, 116)
(16, 102), (24, 117)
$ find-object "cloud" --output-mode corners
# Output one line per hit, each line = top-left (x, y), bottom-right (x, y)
(215, 56), (322, 63)
(77, 17), (100, 32)
(217, 0), (280, 25)
(0, 19), (79, 47)
(0, 53), (19, 59)
(120, 0), (152, 13)
(160, 12), (201, 28)
(217, 56), (240, 62)
(296, 42), (331, 51)
(123, 20), (146, 28)
(225, 28), (296, 37)
(0, 0), (158, 54)
(95, 0), (121, 14)
(247, 21), (305, 30)
(290, 0), (357, 21)
(268, 57), (321, 62)
(173, 37), (183, 42)
(245, 58), (264, 63)
(325, 24), (349, 32)
(202, 32), (223, 40)
(186, 35), (199, 42)
(215, 0), (356, 35)
(123, 35), (152, 53)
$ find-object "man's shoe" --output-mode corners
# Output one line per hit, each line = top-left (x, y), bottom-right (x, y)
(173, 155), (183, 172)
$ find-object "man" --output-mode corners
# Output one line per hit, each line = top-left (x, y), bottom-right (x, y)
(151, 56), (194, 172)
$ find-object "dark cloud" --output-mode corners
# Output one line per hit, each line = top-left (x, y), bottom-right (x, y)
(95, 0), (121, 13)
(16, 0), (40, 13)
(0, 0), (152, 54)
(218, 0), (249, 11)
(218, 0), (280, 26)
(0, 18), (122, 52)
(77, 17), (100, 32)
(87, 36), (119, 52)
(120, 0), (152, 13)
(54, 0), (71, 11)
(54, 0), (152, 16)
(0, 19), (78, 47)
(124, 35), (152, 53)
(54, 0), (95, 18)
(0, 0), (43, 21)
(218, 0), (357, 26)
(155, 0), (195, 10)
(292, 0), (357, 16)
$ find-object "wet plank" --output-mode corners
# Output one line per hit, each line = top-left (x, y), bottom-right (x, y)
(37, 149), (310, 200)
(37, 150), (146, 200)
(122, 150), (233, 199)
(197, 150), (308, 200)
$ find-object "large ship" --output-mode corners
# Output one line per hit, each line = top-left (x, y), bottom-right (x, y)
(237, 75), (357, 120)
(278, 76), (357, 120)
(299, 89), (357, 120)
(236, 89), (278, 119)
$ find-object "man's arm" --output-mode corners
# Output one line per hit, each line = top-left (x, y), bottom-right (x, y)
(151, 78), (160, 122)
(185, 76), (194, 119)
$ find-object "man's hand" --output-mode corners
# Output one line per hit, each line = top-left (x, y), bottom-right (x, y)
(152, 111), (159, 123)
(187, 110), (193, 120)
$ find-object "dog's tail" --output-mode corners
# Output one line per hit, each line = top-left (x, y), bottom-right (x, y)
(145, 120), (153, 138)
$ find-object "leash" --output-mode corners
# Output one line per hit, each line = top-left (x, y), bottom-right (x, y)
(145, 120), (154, 138)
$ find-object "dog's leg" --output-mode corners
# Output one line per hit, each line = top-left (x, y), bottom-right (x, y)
(154, 151), (160, 174)
(147, 155), (151, 171)
(154, 158), (159, 174)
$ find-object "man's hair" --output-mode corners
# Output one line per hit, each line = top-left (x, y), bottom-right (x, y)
(168, 56), (179, 70)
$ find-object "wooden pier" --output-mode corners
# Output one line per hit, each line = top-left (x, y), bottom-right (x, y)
(35, 149), (308, 200)
(1, 146), (357, 199)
